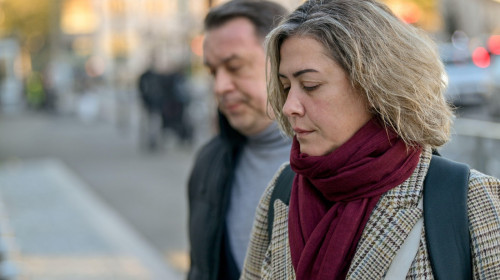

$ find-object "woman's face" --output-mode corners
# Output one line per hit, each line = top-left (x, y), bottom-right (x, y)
(279, 36), (372, 156)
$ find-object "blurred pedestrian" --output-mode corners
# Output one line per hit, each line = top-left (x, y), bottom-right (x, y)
(241, 0), (500, 279)
(138, 67), (165, 150)
(159, 67), (193, 145)
(187, 1), (290, 279)
(138, 65), (192, 150)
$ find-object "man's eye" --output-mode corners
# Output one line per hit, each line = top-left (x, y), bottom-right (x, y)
(227, 65), (242, 73)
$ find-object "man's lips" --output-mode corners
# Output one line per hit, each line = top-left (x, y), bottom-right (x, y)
(222, 102), (242, 112)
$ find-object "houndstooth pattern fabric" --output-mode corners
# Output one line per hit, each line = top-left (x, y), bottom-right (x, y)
(346, 148), (430, 279)
(241, 163), (293, 280)
(261, 200), (295, 280)
(468, 169), (500, 279)
(240, 147), (500, 279)
(405, 228), (433, 279)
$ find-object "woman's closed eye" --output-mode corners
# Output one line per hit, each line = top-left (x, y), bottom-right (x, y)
(281, 83), (320, 93)
(303, 84), (320, 92)
(280, 82), (291, 93)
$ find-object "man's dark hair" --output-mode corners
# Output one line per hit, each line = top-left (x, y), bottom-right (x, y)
(204, 0), (288, 40)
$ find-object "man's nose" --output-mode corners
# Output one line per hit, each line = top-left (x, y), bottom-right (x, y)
(213, 70), (235, 96)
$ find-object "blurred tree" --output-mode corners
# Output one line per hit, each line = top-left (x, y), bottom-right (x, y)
(0, 0), (53, 72)
(26, 71), (45, 108)
(0, 0), (59, 109)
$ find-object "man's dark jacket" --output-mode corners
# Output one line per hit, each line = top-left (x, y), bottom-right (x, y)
(187, 112), (246, 280)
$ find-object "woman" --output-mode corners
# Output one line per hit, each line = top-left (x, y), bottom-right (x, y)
(241, 0), (500, 279)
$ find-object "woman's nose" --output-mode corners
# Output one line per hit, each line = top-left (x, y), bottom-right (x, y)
(282, 88), (304, 117)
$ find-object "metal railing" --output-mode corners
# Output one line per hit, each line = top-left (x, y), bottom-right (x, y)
(443, 118), (500, 178)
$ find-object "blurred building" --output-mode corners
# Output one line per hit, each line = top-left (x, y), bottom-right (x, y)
(440, 0), (500, 38)
(47, 0), (306, 124)
(0, 39), (23, 113)
(53, 0), (198, 123)
(1, 0), (500, 121)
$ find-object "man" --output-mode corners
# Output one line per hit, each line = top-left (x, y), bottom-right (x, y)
(187, 1), (290, 279)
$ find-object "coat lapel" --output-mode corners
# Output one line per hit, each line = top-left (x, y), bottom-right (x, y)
(347, 148), (432, 279)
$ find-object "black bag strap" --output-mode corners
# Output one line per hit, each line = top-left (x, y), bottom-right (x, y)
(267, 155), (472, 279)
(267, 164), (295, 240)
(423, 155), (472, 280)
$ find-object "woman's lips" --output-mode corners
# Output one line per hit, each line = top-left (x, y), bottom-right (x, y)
(293, 127), (313, 136)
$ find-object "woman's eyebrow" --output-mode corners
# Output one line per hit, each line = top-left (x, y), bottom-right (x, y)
(293, 69), (318, 77)
(278, 69), (318, 79)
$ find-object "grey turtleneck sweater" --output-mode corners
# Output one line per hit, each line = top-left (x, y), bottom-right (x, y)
(226, 122), (292, 270)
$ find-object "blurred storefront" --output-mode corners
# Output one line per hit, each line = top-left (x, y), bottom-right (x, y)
(439, 0), (500, 39)
(54, 0), (197, 124)
(383, 0), (443, 33)
(383, 0), (500, 39)
(33, 0), (305, 124)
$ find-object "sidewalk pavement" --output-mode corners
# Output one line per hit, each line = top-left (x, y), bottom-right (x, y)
(0, 158), (183, 279)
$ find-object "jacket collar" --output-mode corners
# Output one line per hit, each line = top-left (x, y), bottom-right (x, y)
(347, 147), (432, 279)
(217, 111), (247, 146)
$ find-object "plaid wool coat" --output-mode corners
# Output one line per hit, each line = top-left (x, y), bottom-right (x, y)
(240, 147), (500, 279)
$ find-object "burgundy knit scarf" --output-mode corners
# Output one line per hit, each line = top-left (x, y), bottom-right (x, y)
(288, 119), (421, 279)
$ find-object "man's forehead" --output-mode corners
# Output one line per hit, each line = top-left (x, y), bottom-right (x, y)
(207, 17), (257, 36)
(203, 54), (240, 68)
(203, 18), (262, 67)
(204, 17), (261, 47)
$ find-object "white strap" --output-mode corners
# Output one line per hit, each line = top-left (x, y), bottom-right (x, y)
(384, 198), (424, 280)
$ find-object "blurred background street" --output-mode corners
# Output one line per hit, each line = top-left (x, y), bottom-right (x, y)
(0, 110), (197, 279)
(1, 0), (500, 279)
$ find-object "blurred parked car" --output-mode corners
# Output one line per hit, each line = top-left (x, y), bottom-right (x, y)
(440, 43), (492, 106)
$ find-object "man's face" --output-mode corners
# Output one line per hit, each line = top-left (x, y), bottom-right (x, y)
(203, 17), (273, 136)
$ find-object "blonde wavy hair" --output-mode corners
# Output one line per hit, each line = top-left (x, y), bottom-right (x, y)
(266, 0), (453, 148)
